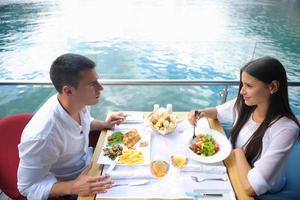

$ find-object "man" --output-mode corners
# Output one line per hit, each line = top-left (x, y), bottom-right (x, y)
(17, 53), (124, 199)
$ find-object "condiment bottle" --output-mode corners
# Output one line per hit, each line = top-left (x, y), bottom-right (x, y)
(166, 104), (172, 114)
(153, 104), (159, 112)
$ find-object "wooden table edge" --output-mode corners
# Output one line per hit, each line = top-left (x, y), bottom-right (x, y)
(208, 118), (254, 200)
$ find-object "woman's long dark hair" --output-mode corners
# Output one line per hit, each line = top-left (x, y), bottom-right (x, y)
(231, 56), (300, 166)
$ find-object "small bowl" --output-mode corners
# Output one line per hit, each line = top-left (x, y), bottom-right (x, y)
(148, 109), (178, 135)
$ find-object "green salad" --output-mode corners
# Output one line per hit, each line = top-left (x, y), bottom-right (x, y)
(107, 131), (123, 145)
(190, 134), (220, 156)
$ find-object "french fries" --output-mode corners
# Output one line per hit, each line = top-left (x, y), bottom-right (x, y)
(118, 149), (144, 165)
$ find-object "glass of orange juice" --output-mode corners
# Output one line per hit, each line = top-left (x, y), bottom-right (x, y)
(170, 155), (188, 169)
(150, 160), (169, 178)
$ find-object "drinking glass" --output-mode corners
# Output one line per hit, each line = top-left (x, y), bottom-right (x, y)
(170, 154), (188, 169)
(150, 160), (170, 178)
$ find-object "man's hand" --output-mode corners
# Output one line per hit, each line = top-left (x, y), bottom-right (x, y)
(104, 112), (126, 130)
(71, 163), (113, 195)
(90, 112), (126, 131)
(50, 163), (113, 197)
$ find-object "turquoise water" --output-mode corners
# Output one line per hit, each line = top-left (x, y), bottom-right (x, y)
(1, 0), (300, 119)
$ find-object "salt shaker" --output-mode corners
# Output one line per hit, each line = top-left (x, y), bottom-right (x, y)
(166, 104), (172, 114)
(153, 104), (159, 112)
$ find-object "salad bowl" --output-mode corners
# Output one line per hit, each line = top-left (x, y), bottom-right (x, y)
(188, 128), (232, 163)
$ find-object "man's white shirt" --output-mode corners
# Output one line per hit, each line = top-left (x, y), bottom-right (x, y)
(18, 94), (93, 200)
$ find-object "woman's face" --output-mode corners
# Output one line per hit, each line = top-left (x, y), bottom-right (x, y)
(240, 71), (272, 107)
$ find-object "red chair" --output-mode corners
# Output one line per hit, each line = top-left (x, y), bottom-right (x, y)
(89, 130), (101, 148)
(0, 113), (100, 200)
(0, 113), (33, 200)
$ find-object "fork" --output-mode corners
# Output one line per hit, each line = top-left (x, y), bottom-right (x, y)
(191, 176), (227, 182)
(193, 110), (199, 139)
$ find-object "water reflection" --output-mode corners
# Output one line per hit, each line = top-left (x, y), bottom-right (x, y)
(0, 1), (55, 51)
(0, 0), (300, 117)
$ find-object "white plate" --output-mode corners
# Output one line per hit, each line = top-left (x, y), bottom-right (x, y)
(188, 128), (232, 163)
(97, 124), (151, 165)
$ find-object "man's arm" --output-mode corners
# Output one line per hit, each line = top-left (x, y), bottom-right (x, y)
(90, 112), (125, 131)
(49, 163), (112, 197)
(19, 153), (112, 199)
(18, 135), (62, 200)
(18, 135), (112, 199)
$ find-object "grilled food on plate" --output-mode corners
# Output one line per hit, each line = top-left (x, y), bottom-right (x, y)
(122, 128), (141, 149)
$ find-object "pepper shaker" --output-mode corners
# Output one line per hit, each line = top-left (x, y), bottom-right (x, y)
(153, 104), (159, 112)
(166, 104), (172, 114)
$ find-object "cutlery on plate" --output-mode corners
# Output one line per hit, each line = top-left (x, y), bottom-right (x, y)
(112, 179), (150, 187)
(191, 175), (228, 182)
(106, 156), (119, 175)
(186, 191), (223, 197)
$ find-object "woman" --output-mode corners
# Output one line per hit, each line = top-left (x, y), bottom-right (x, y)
(188, 56), (299, 196)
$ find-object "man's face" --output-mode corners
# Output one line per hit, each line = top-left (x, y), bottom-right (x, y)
(73, 68), (103, 106)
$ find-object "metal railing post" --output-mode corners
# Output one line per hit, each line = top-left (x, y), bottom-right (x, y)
(219, 85), (228, 104)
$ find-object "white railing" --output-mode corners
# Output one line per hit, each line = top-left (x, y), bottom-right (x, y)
(1, 79), (300, 104)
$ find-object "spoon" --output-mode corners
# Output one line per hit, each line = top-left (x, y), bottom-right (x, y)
(112, 179), (150, 187)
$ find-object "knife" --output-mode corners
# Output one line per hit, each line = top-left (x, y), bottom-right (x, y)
(112, 179), (150, 187)
(186, 191), (223, 197)
(106, 156), (119, 175)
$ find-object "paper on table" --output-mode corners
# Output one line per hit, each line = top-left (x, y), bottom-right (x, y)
(109, 170), (154, 180)
(180, 164), (226, 174)
(103, 165), (154, 180)
(123, 111), (144, 124)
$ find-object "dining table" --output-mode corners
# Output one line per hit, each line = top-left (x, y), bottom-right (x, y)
(77, 112), (254, 200)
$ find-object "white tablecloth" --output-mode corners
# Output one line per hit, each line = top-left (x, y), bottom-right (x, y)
(97, 112), (236, 200)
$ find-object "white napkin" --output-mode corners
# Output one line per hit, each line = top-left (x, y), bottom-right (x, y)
(104, 165), (154, 180)
(196, 117), (211, 130)
(180, 164), (226, 174)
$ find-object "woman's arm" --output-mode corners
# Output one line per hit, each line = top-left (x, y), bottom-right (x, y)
(234, 148), (255, 196)
(188, 98), (237, 125)
(188, 108), (218, 125)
